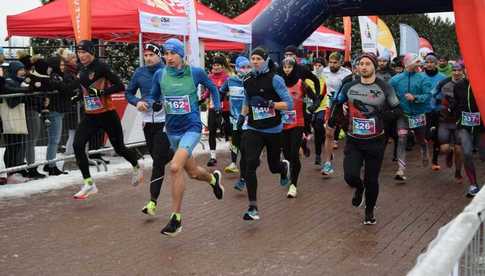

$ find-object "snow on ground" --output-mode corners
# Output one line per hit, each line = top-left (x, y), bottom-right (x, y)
(0, 139), (230, 200)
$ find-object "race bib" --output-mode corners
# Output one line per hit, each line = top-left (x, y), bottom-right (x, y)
(282, 110), (297, 125)
(252, 106), (276, 121)
(462, 112), (481, 127)
(408, 114), (426, 129)
(165, 95), (191, 115)
(352, 118), (376, 136)
(84, 96), (103, 111)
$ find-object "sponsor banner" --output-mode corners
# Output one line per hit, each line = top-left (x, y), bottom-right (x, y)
(376, 18), (397, 58)
(198, 20), (251, 44)
(343, 16), (352, 62)
(67, 0), (91, 42)
(139, 11), (188, 35)
(400, 23), (420, 55)
(358, 16), (378, 54)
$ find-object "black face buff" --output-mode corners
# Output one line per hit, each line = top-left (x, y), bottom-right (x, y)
(145, 43), (162, 57)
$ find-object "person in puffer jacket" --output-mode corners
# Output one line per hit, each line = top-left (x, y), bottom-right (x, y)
(390, 53), (433, 181)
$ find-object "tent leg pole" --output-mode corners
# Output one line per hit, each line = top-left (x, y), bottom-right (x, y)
(316, 46), (319, 58)
(138, 33), (143, 67)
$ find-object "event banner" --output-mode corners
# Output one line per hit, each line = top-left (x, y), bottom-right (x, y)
(343, 16), (352, 62)
(376, 18), (397, 58)
(358, 16), (378, 54)
(139, 11), (189, 36)
(399, 23), (420, 56)
(67, 0), (91, 42)
(197, 21), (251, 44)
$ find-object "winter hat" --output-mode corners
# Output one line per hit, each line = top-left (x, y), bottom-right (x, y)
(403, 53), (420, 68)
(357, 52), (378, 68)
(452, 62), (464, 70)
(76, 40), (95, 55)
(284, 45), (298, 55)
(212, 55), (226, 66)
(329, 52), (342, 61)
(47, 56), (62, 75)
(424, 52), (438, 63)
(7, 61), (25, 78)
(144, 43), (162, 57)
(164, 38), (185, 58)
(235, 56), (250, 71)
(378, 49), (391, 61)
(251, 47), (269, 60)
(282, 57), (296, 67)
(33, 58), (49, 75)
(313, 57), (326, 66)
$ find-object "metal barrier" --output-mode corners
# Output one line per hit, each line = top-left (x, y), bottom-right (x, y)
(408, 188), (485, 276)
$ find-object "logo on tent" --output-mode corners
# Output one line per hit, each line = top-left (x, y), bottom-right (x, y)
(150, 16), (170, 27)
(230, 28), (248, 36)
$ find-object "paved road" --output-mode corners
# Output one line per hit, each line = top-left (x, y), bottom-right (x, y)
(0, 146), (480, 276)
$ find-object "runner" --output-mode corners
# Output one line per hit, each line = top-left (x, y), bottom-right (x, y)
(279, 57), (319, 198)
(435, 63), (466, 179)
(421, 53), (447, 171)
(148, 38), (224, 236)
(219, 56), (252, 188)
(206, 55), (229, 167)
(309, 57), (329, 165)
(72, 40), (143, 200)
(321, 52), (352, 175)
(390, 53), (433, 181)
(376, 50), (394, 82)
(328, 53), (402, 224)
(451, 78), (484, 197)
(241, 47), (293, 220)
(437, 55), (453, 77)
(125, 43), (172, 216)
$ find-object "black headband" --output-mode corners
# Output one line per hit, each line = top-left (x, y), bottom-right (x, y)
(144, 43), (162, 57)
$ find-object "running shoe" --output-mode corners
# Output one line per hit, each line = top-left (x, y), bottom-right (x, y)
(224, 163), (239, 174)
(321, 162), (334, 176)
(352, 187), (365, 207)
(207, 158), (217, 167)
(395, 170), (407, 182)
(160, 214), (182, 237)
(431, 164), (441, 171)
(280, 160), (290, 187)
(363, 207), (376, 225)
(73, 182), (98, 200)
(234, 178), (246, 191)
(315, 155), (322, 166)
(243, 206), (260, 221)
(142, 201), (157, 216)
(131, 160), (144, 186)
(466, 185), (480, 198)
(446, 151), (454, 168)
(211, 170), (224, 200)
(287, 184), (297, 198)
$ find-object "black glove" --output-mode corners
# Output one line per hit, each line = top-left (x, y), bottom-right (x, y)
(88, 87), (104, 97)
(152, 101), (163, 112)
(236, 114), (245, 131)
(307, 103), (319, 114)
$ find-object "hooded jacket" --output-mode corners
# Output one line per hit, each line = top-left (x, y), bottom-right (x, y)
(390, 71), (433, 115)
(451, 79), (483, 132)
(3, 61), (29, 108)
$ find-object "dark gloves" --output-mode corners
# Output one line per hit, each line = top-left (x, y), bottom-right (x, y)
(236, 114), (245, 131)
(70, 89), (82, 103)
(152, 101), (164, 112)
(88, 87), (104, 97)
(248, 96), (274, 108)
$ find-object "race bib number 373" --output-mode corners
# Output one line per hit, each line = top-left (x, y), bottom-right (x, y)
(462, 112), (481, 127)
(165, 95), (191, 115)
(84, 96), (103, 111)
(352, 118), (376, 136)
(408, 114), (426, 129)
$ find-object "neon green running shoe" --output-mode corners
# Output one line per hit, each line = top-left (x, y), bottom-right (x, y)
(142, 201), (157, 216)
(224, 163), (239, 174)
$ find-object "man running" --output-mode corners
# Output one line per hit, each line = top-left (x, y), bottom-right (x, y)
(321, 52), (352, 175)
(328, 53), (402, 224)
(125, 43), (172, 216)
(73, 40), (143, 200)
(390, 53), (433, 181)
(219, 56), (252, 187)
(240, 47), (293, 220)
(148, 38), (224, 236)
(309, 57), (329, 165)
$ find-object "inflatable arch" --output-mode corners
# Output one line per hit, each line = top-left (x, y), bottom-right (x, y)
(252, 0), (485, 118)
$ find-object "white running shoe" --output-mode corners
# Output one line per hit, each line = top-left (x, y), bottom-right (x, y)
(132, 160), (144, 186)
(287, 184), (297, 198)
(73, 183), (98, 200)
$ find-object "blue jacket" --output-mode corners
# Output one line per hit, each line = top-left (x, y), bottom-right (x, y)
(420, 71), (447, 112)
(220, 75), (246, 130)
(390, 71), (432, 115)
(148, 65), (220, 135)
(125, 63), (165, 123)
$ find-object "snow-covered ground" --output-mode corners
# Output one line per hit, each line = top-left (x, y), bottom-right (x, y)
(0, 138), (230, 200)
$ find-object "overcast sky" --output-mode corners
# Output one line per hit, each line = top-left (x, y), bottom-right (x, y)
(0, 1), (455, 48)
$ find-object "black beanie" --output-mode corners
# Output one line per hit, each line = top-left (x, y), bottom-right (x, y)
(76, 40), (95, 55)
(33, 59), (49, 75)
(357, 52), (378, 69)
(284, 45), (298, 55)
(212, 55), (226, 66)
(251, 47), (268, 60)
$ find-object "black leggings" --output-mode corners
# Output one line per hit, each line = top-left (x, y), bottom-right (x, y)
(73, 110), (139, 179)
(3, 134), (26, 170)
(343, 136), (386, 209)
(208, 109), (218, 151)
(143, 122), (172, 201)
(238, 130), (247, 180)
(282, 127), (304, 186)
(243, 130), (284, 205)
(222, 111), (231, 141)
(312, 111), (326, 157)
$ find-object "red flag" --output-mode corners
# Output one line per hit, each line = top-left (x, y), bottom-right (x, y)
(67, 0), (92, 42)
(343, 17), (352, 62)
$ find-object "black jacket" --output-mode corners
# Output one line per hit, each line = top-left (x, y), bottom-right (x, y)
(451, 79), (483, 132)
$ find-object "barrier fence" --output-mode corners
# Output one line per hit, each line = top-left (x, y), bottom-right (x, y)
(408, 188), (485, 276)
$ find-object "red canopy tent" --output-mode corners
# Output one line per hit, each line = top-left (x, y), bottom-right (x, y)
(233, 0), (272, 24)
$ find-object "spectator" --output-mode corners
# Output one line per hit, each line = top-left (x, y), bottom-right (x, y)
(2, 61), (29, 182)
(44, 56), (71, 175)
